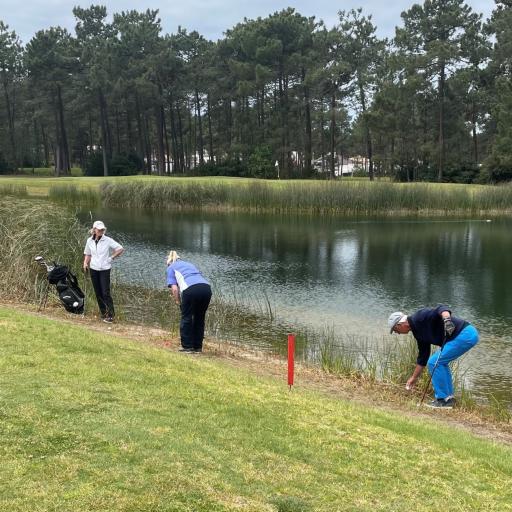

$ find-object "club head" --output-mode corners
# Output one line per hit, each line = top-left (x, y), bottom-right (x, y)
(34, 256), (44, 262)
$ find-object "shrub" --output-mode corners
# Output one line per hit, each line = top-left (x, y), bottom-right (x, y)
(195, 159), (248, 177)
(247, 145), (276, 178)
(84, 152), (141, 177)
(482, 153), (512, 183)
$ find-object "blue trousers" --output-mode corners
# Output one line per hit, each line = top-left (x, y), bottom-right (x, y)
(427, 325), (479, 399)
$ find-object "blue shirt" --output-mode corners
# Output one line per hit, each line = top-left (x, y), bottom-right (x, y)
(166, 260), (209, 292)
(408, 305), (469, 366)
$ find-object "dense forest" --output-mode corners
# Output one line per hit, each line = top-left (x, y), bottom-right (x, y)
(0, 0), (511, 182)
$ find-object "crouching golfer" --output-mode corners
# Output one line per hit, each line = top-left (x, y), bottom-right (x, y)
(388, 305), (479, 408)
(83, 221), (124, 323)
(166, 250), (212, 353)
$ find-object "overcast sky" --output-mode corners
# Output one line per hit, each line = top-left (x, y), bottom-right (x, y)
(0, 0), (494, 45)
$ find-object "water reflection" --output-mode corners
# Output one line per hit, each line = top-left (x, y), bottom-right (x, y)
(80, 209), (512, 400)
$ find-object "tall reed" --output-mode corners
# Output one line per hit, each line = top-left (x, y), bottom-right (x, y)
(94, 180), (512, 216)
(0, 184), (28, 198)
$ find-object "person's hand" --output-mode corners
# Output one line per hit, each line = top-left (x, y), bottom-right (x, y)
(443, 317), (455, 337)
(405, 376), (416, 390)
(83, 262), (89, 272)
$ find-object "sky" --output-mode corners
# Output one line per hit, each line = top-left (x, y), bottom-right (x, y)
(0, 0), (495, 45)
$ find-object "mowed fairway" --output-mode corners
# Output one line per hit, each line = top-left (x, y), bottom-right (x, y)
(1, 307), (511, 512)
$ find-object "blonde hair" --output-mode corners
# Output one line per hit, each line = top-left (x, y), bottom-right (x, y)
(167, 250), (180, 265)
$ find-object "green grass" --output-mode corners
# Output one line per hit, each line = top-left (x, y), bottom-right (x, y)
(1, 307), (512, 511)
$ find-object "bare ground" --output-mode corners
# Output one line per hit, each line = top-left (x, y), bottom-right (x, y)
(3, 300), (512, 446)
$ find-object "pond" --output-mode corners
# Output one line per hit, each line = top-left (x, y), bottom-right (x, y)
(82, 208), (512, 401)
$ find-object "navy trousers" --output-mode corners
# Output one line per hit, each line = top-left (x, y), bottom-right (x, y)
(180, 284), (212, 350)
(90, 269), (115, 318)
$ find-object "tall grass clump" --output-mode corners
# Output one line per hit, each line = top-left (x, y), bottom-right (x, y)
(0, 197), (88, 304)
(0, 184), (28, 198)
(48, 184), (100, 206)
(98, 180), (512, 216)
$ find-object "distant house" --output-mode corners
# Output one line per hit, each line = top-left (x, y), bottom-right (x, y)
(313, 154), (369, 176)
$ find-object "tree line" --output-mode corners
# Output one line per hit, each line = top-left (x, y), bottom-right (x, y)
(0, 1), (511, 182)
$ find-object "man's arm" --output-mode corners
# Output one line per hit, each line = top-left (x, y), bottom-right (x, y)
(406, 364), (425, 389)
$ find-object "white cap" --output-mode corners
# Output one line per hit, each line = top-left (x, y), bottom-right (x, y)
(388, 312), (408, 333)
(93, 220), (106, 231)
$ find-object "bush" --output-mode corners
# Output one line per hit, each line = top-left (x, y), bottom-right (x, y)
(84, 152), (141, 177)
(482, 153), (512, 183)
(109, 154), (139, 176)
(194, 159), (248, 177)
(247, 145), (276, 178)
(444, 163), (480, 184)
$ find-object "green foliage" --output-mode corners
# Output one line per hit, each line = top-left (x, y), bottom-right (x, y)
(483, 153), (512, 183)
(247, 145), (276, 178)
(195, 159), (248, 177)
(84, 152), (140, 177)
(1, 3), (512, 182)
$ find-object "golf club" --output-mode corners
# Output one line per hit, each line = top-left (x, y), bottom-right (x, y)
(418, 335), (446, 406)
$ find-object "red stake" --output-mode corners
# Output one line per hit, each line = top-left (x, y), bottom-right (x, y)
(287, 333), (295, 389)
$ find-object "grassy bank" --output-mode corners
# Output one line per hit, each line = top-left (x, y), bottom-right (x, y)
(3, 175), (512, 215)
(1, 306), (512, 512)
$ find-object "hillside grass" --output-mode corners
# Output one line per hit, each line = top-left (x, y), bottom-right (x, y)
(1, 306), (511, 512)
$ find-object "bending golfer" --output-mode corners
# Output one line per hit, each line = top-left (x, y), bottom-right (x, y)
(388, 305), (479, 408)
(83, 221), (124, 323)
(166, 250), (212, 353)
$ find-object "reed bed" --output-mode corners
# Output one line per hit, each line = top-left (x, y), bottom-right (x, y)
(94, 180), (512, 216)
(48, 184), (100, 206)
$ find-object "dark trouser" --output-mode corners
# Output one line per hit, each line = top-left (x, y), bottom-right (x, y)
(90, 269), (115, 318)
(180, 283), (212, 350)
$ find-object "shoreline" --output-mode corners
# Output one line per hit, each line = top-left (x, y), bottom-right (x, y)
(3, 299), (511, 446)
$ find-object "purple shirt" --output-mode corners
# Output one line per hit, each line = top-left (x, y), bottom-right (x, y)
(166, 260), (209, 291)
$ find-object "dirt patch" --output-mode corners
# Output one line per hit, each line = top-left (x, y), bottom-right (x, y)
(3, 301), (512, 445)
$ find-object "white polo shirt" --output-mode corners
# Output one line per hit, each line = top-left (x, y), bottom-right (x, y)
(84, 235), (123, 271)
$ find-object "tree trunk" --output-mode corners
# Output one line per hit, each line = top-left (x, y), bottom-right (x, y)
(57, 84), (71, 174)
(98, 89), (109, 176)
(176, 99), (185, 173)
(358, 79), (374, 181)
(135, 92), (145, 169)
(330, 90), (336, 179)
(195, 88), (204, 165)
(207, 94), (214, 163)
(41, 123), (50, 167)
(437, 63), (446, 182)
(472, 100), (478, 164)
(168, 93), (180, 172)
(154, 101), (165, 176)
(2, 80), (17, 170)
(163, 109), (171, 174)
(302, 68), (312, 176)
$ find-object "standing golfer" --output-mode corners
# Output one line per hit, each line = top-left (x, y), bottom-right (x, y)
(166, 250), (212, 353)
(83, 220), (124, 323)
(388, 305), (479, 408)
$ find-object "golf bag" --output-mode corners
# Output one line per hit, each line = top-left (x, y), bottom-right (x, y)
(35, 257), (85, 314)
